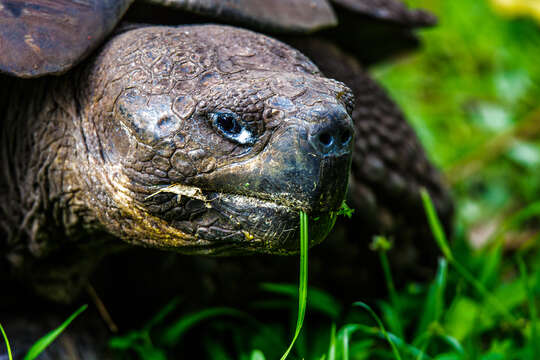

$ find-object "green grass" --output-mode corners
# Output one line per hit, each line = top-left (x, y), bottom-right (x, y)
(279, 210), (309, 360)
(0, 323), (12, 360)
(24, 305), (88, 360)
(0, 305), (87, 360)
(109, 211), (311, 360)
(105, 191), (540, 359)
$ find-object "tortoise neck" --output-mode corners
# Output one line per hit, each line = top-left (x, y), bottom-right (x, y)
(1, 75), (52, 250)
(0, 71), (123, 302)
(0, 73), (105, 254)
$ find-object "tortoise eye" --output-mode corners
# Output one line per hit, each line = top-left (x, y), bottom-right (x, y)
(215, 112), (241, 135)
(210, 112), (255, 145)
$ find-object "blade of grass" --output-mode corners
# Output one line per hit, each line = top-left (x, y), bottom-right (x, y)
(478, 241), (503, 287)
(157, 304), (285, 351)
(413, 332), (431, 360)
(327, 323), (336, 360)
(337, 325), (376, 360)
(110, 298), (181, 356)
(414, 330), (465, 359)
(0, 323), (12, 360)
(419, 189), (453, 262)
(439, 334), (465, 355)
(372, 237), (398, 308)
(250, 349), (266, 360)
(379, 302), (404, 343)
(23, 304), (87, 360)
(131, 343), (167, 360)
(341, 322), (430, 360)
(517, 255), (538, 359)
(420, 188), (517, 323)
(279, 210), (309, 360)
(353, 301), (402, 360)
(160, 307), (248, 346)
(204, 341), (232, 360)
(260, 283), (341, 319)
(144, 297), (182, 331)
(109, 330), (150, 350)
(415, 258), (448, 340)
(338, 324), (356, 360)
(379, 248), (398, 308)
(372, 236), (403, 338)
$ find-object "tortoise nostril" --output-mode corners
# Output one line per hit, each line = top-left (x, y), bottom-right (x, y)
(339, 129), (352, 145)
(309, 122), (353, 156)
(318, 131), (334, 147)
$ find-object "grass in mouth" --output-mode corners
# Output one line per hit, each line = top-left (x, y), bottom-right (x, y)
(279, 210), (309, 360)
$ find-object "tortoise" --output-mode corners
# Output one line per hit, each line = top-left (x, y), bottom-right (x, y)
(0, 0), (452, 357)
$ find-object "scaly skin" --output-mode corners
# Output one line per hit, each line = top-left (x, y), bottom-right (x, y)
(0, 25), (354, 302)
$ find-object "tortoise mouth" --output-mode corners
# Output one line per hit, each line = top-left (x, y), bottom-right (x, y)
(145, 185), (338, 255)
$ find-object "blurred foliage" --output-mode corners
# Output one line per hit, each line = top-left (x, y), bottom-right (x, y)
(375, 0), (540, 234)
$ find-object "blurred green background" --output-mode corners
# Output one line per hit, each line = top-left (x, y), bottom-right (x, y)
(375, 0), (540, 244)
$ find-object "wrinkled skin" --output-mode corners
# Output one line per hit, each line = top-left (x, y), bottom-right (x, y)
(0, 25), (354, 301)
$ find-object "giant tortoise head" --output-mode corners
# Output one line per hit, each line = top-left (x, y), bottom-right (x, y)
(76, 25), (354, 255)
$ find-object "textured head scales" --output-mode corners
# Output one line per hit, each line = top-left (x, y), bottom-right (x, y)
(77, 25), (354, 254)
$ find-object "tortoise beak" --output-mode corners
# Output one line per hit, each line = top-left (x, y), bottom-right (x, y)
(247, 120), (353, 213)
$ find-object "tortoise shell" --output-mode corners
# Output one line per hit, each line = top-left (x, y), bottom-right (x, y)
(0, 0), (435, 78)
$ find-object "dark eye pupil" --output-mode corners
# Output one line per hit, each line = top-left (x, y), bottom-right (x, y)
(217, 113), (240, 134)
